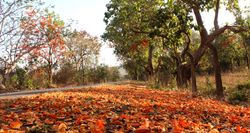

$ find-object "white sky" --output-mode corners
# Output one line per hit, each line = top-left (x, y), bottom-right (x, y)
(45, 0), (120, 66)
(44, 0), (249, 66)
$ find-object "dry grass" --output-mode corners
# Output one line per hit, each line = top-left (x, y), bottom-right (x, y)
(197, 69), (250, 90)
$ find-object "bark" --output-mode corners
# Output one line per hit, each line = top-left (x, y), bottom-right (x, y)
(0, 69), (9, 86)
(187, 52), (197, 97)
(212, 0), (224, 99)
(172, 43), (191, 88)
(172, 7), (208, 90)
(174, 45), (206, 89)
(147, 44), (154, 76)
(2, 74), (7, 86)
(179, 32), (197, 94)
(243, 39), (250, 69)
(147, 44), (155, 82)
(214, 0), (220, 31)
(209, 44), (224, 99)
(190, 61), (197, 96)
(48, 47), (53, 86)
(133, 69), (138, 80)
(48, 64), (53, 86)
(246, 54), (250, 69)
(81, 60), (85, 84)
(192, 0), (224, 99)
(176, 64), (190, 88)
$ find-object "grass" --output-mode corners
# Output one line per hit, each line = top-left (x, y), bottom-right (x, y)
(196, 69), (250, 90)
(196, 69), (250, 105)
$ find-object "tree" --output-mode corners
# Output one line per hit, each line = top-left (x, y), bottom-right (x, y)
(0, 0), (44, 87)
(198, 32), (245, 72)
(180, 0), (248, 99)
(65, 30), (101, 71)
(22, 11), (65, 86)
(59, 30), (101, 84)
(103, 0), (248, 99)
(103, 0), (191, 83)
(107, 67), (120, 81)
(236, 15), (250, 69)
(103, 0), (196, 93)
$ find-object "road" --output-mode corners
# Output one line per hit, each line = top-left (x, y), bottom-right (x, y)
(0, 82), (120, 99)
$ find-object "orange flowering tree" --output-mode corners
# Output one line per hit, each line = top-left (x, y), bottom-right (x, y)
(0, 0), (45, 87)
(21, 10), (66, 86)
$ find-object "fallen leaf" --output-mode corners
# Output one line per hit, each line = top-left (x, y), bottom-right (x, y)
(96, 120), (105, 130)
(209, 129), (220, 133)
(236, 125), (247, 133)
(10, 121), (22, 129)
(44, 119), (54, 125)
(135, 128), (150, 133)
(58, 123), (67, 132)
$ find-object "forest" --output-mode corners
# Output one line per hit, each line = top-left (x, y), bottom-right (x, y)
(0, 0), (249, 132)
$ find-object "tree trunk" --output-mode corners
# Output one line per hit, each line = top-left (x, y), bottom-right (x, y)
(48, 47), (53, 87)
(82, 69), (85, 84)
(1, 71), (9, 86)
(174, 45), (206, 89)
(190, 62), (197, 97)
(147, 44), (154, 80)
(48, 64), (53, 86)
(173, 46), (206, 89)
(176, 64), (190, 88)
(0, 68), (11, 89)
(187, 52), (197, 97)
(81, 61), (85, 84)
(172, 54), (190, 88)
(209, 44), (224, 99)
(246, 55), (250, 69)
(243, 40), (250, 69)
(2, 74), (7, 86)
(133, 69), (138, 80)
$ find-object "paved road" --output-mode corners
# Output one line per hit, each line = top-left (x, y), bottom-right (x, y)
(0, 82), (119, 99)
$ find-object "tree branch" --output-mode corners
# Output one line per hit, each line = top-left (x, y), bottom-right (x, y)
(181, 32), (191, 59)
(206, 25), (248, 44)
(214, 0), (220, 30)
(192, 6), (208, 39)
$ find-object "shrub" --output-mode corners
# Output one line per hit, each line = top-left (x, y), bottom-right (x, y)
(5, 68), (35, 90)
(16, 68), (27, 90)
(228, 81), (250, 104)
(148, 82), (160, 90)
(28, 67), (49, 89)
(53, 63), (77, 85)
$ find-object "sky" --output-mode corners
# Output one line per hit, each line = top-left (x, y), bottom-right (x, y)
(44, 0), (249, 66)
(45, 0), (120, 66)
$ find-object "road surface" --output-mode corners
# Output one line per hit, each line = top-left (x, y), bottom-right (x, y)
(0, 82), (120, 99)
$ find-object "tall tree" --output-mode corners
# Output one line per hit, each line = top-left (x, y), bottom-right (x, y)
(22, 11), (65, 86)
(103, 0), (248, 99)
(65, 30), (101, 70)
(181, 0), (246, 99)
(235, 15), (250, 69)
(103, 0), (192, 83)
(64, 30), (101, 84)
(0, 0), (44, 86)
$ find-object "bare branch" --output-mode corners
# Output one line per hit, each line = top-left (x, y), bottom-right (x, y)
(207, 25), (248, 44)
(214, 0), (220, 30)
